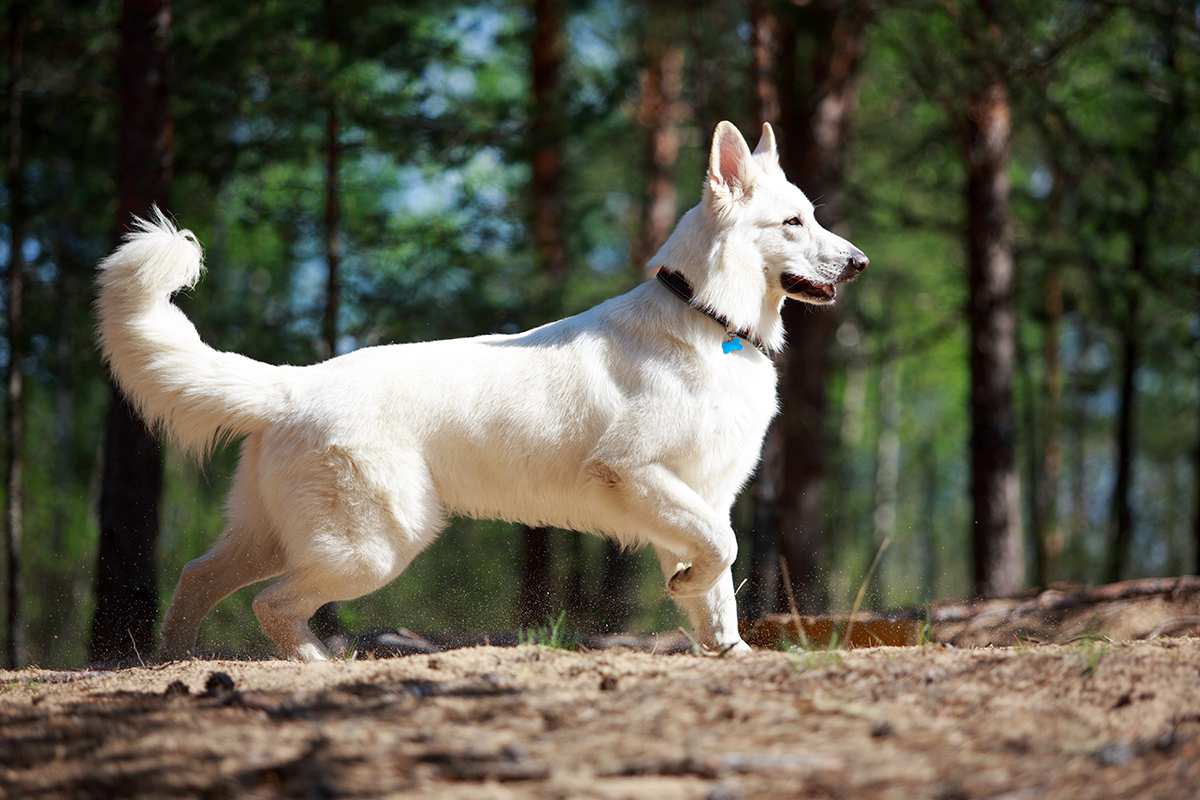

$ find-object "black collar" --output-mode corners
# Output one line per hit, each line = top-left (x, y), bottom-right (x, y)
(655, 268), (768, 355)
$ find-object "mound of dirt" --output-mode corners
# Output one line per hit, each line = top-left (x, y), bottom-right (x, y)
(3, 639), (1199, 798)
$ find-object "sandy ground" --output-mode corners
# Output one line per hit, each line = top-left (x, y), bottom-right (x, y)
(3, 639), (1199, 799)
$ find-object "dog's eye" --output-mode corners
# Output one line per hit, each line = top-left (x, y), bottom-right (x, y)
(783, 216), (803, 226)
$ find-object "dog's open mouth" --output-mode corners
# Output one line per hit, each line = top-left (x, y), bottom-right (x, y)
(780, 273), (837, 303)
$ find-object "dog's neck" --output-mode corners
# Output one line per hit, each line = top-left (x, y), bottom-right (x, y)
(646, 204), (786, 354)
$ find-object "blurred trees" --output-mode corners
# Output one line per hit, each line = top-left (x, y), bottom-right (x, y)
(0, 0), (1197, 666)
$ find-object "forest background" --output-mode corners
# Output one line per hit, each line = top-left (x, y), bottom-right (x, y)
(1, 0), (1198, 667)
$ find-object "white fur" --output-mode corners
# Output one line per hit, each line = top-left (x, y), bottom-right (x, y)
(97, 122), (865, 661)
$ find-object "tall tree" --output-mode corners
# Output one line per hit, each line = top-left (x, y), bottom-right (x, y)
(4, 0), (27, 669)
(1193, 387), (1200, 575)
(964, 0), (1023, 597)
(754, 0), (870, 612)
(90, 0), (173, 663)
(1105, 8), (1185, 582)
(517, 0), (567, 628)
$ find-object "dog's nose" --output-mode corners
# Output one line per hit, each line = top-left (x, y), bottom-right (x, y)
(848, 248), (869, 275)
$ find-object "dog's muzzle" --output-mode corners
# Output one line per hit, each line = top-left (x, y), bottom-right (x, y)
(781, 248), (869, 304)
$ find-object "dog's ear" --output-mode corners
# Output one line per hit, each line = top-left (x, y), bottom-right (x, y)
(753, 122), (780, 171)
(707, 121), (757, 204)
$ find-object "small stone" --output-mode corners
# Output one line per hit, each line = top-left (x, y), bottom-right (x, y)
(870, 720), (894, 738)
(599, 675), (619, 692)
(203, 671), (236, 698)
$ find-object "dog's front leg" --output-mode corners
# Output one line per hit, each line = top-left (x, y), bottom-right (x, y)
(593, 461), (736, 597)
(655, 547), (750, 654)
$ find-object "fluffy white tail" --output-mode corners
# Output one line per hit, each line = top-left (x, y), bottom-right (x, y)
(96, 209), (294, 457)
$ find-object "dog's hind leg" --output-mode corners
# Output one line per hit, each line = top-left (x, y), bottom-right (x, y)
(251, 536), (427, 662)
(159, 438), (283, 660)
(159, 524), (284, 660)
(654, 546), (750, 654)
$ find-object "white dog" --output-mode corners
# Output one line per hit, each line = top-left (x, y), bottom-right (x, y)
(96, 121), (867, 661)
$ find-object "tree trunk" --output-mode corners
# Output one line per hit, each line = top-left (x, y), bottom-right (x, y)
(518, 0), (567, 628)
(1193, 391), (1200, 575)
(771, 2), (868, 612)
(747, 428), (781, 620)
(90, 0), (173, 664)
(1066, 318), (1091, 582)
(4, 1), (27, 669)
(1106, 311), (1139, 582)
(1039, 265), (1064, 575)
(311, 0), (345, 644)
(1106, 14), (1182, 583)
(868, 345), (900, 609)
(631, 7), (684, 275)
(1018, 322), (1044, 587)
(964, 74), (1023, 598)
(919, 442), (938, 603)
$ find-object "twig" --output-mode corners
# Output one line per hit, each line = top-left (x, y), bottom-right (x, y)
(843, 536), (893, 649)
(676, 626), (701, 654)
(127, 629), (145, 668)
(778, 559), (809, 649)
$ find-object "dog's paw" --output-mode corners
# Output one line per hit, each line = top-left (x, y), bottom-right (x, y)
(716, 639), (752, 656)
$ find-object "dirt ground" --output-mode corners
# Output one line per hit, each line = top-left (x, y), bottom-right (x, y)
(2, 638), (1199, 799)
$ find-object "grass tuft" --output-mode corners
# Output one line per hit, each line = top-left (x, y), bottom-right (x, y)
(519, 610), (579, 651)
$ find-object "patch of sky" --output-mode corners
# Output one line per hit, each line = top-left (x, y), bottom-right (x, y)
(568, 11), (620, 72)
(384, 165), (463, 217)
(420, 62), (478, 120)
(1029, 165), (1054, 199)
(453, 7), (506, 61)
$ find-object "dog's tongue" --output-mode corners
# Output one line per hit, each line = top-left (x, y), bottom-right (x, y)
(781, 274), (836, 300)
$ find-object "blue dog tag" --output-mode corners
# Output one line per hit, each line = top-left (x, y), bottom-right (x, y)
(722, 336), (743, 354)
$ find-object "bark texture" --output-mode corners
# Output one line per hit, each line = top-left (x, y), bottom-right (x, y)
(90, 0), (173, 663)
(964, 74), (1024, 597)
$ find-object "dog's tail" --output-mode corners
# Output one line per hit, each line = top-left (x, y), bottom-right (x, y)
(96, 208), (296, 458)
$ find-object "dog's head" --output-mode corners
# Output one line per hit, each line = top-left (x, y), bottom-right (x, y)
(703, 121), (868, 305)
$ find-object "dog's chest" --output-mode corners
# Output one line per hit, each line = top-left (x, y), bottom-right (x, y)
(676, 354), (777, 487)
